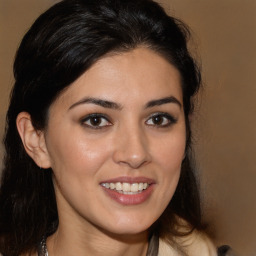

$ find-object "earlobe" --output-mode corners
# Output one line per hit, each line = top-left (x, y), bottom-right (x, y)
(16, 112), (51, 169)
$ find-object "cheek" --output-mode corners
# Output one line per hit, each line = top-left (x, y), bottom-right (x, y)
(153, 132), (186, 170)
(48, 135), (112, 212)
(152, 130), (186, 200)
(47, 133), (111, 181)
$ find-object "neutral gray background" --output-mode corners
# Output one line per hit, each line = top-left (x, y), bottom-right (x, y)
(1, 1), (255, 255)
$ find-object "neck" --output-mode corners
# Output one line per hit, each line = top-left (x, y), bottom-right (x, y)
(48, 183), (150, 256)
(46, 222), (149, 256)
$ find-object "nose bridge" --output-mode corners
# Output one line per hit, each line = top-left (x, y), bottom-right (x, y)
(113, 120), (150, 169)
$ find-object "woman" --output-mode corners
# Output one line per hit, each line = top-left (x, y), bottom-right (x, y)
(0, 0), (218, 255)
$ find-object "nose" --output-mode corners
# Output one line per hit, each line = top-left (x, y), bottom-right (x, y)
(112, 125), (151, 169)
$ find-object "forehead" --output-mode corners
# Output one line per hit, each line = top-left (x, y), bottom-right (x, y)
(52, 47), (183, 109)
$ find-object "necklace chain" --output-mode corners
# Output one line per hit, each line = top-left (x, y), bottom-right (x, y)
(39, 237), (49, 256)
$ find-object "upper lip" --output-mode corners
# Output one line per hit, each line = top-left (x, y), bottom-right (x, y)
(100, 176), (155, 184)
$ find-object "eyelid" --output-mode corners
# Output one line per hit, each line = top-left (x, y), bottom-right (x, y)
(80, 113), (112, 129)
(146, 112), (177, 127)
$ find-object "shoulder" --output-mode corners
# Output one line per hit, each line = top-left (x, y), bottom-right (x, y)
(158, 230), (217, 256)
(178, 229), (217, 256)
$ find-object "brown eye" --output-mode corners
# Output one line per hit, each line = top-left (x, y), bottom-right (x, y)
(152, 115), (164, 125)
(146, 113), (177, 127)
(82, 114), (112, 128)
(90, 117), (102, 126)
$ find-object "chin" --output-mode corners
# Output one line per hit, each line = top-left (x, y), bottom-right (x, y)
(101, 214), (155, 237)
(101, 226), (150, 242)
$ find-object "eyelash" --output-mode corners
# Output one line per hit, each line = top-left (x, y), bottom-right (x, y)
(80, 112), (177, 129)
(81, 113), (112, 129)
(146, 112), (177, 128)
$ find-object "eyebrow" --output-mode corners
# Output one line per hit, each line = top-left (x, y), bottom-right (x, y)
(69, 97), (122, 110)
(69, 96), (182, 111)
(145, 96), (182, 109)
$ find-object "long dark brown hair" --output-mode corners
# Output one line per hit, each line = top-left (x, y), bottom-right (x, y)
(0, 0), (202, 255)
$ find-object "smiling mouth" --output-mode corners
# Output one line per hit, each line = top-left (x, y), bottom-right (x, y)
(101, 182), (149, 194)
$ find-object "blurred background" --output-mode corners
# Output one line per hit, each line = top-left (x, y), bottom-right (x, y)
(0, 0), (255, 255)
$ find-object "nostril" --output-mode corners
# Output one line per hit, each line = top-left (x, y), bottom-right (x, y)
(119, 158), (148, 169)
(113, 148), (151, 169)
(112, 129), (151, 168)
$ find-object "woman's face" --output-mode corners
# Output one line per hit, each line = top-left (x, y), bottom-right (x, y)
(43, 48), (186, 236)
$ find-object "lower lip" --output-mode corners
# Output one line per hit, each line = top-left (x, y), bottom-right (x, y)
(101, 185), (155, 206)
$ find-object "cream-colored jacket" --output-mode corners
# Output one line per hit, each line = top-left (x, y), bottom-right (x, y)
(158, 230), (217, 256)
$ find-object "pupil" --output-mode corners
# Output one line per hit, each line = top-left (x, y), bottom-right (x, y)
(153, 116), (163, 125)
(91, 117), (101, 126)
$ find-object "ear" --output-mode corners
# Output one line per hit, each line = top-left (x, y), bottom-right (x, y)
(16, 112), (51, 169)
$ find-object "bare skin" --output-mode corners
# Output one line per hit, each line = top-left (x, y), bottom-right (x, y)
(18, 47), (185, 256)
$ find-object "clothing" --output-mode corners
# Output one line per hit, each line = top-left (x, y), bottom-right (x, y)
(0, 240), (235, 256)
(158, 230), (217, 256)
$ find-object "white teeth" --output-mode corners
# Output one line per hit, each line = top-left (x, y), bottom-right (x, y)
(123, 183), (130, 192)
(131, 183), (138, 192)
(101, 182), (149, 193)
(116, 182), (122, 191)
(138, 183), (144, 190)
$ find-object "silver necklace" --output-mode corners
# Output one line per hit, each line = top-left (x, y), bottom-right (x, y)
(39, 237), (49, 256)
